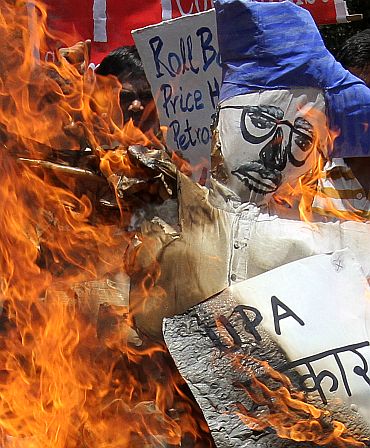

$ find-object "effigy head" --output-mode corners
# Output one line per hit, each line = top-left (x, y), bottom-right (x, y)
(212, 0), (370, 205)
(215, 89), (325, 204)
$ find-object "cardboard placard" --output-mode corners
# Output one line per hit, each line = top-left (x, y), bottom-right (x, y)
(133, 10), (221, 179)
(164, 249), (370, 446)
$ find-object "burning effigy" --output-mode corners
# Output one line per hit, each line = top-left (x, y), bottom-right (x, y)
(0, 0), (370, 447)
(159, 2), (370, 447)
(132, 1), (370, 447)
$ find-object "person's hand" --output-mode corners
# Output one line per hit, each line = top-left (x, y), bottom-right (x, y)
(58, 39), (91, 74)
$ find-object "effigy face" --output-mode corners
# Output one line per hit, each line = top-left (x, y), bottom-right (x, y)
(216, 88), (326, 204)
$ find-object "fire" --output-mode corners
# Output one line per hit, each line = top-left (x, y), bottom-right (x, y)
(170, 151), (209, 185)
(273, 109), (370, 224)
(0, 1), (213, 446)
(231, 357), (366, 447)
(0, 0), (366, 446)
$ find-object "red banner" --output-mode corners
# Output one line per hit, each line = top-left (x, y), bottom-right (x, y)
(44, 0), (163, 63)
(258, 0), (348, 25)
(43, 0), (349, 64)
(165, 0), (348, 23)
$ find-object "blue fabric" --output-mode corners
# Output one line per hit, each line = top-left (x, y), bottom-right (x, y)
(215, 0), (370, 158)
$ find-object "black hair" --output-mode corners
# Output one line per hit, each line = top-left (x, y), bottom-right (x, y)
(336, 29), (370, 70)
(95, 45), (144, 79)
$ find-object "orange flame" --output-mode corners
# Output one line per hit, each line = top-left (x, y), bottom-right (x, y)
(231, 357), (366, 447)
(273, 109), (370, 224)
(0, 1), (213, 446)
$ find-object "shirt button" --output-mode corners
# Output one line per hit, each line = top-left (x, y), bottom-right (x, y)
(234, 242), (240, 249)
(230, 274), (237, 281)
(356, 192), (364, 200)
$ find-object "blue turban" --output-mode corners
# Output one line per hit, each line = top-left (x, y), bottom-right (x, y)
(214, 0), (370, 158)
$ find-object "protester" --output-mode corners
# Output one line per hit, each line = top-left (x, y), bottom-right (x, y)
(312, 29), (370, 220)
(95, 46), (160, 136)
(337, 29), (370, 87)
